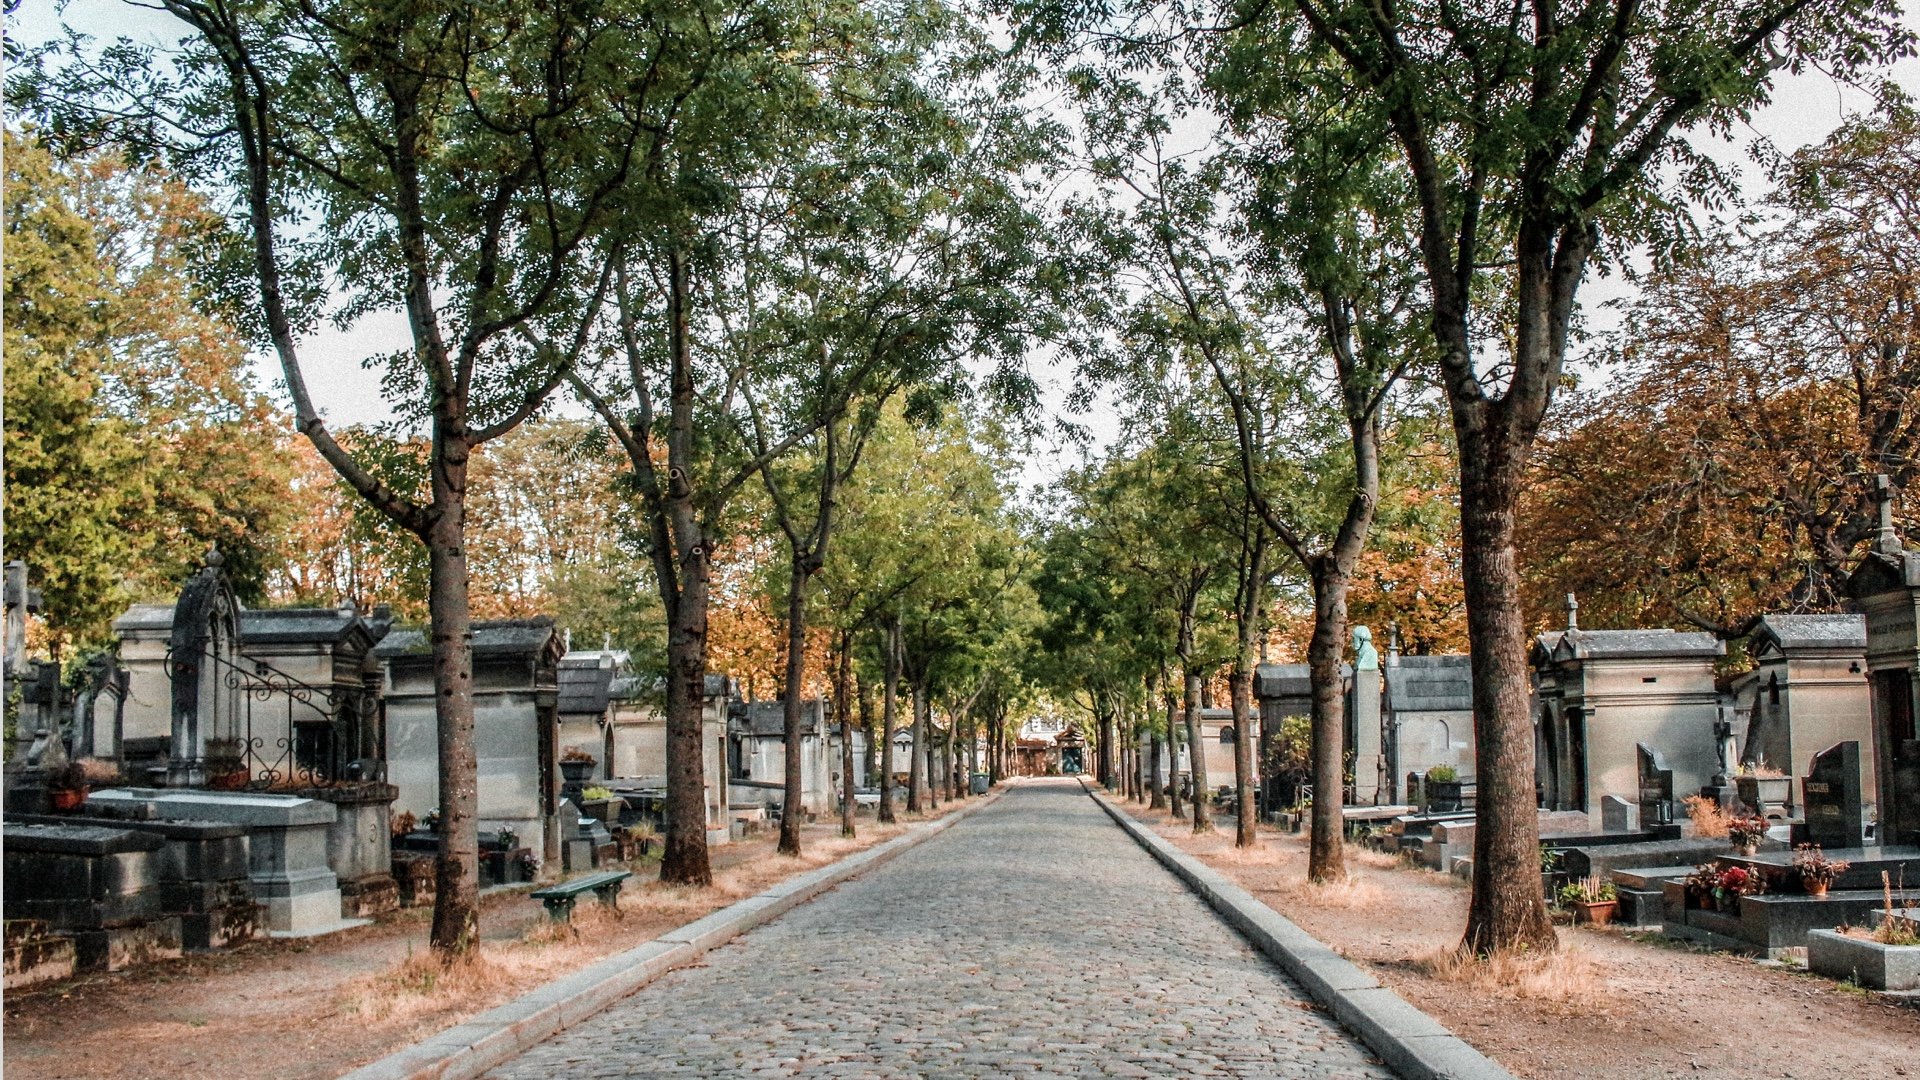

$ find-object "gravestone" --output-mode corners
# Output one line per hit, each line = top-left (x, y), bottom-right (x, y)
(1802, 740), (1865, 850)
(1637, 743), (1675, 830)
(1601, 794), (1639, 834)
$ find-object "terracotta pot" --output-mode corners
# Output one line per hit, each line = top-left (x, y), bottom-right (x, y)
(209, 770), (250, 791)
(49, 786), (88, 812)
(1806, 882), (1830, 898)
(1574, 900), (1617, 926)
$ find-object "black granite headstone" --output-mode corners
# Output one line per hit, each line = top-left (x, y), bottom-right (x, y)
(1638, 743), (1675, 828)
(1802, 740), (1865, 850)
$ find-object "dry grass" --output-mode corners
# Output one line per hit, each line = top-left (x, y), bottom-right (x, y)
(1683, 794), (1731, 838)
(1413, 944), (1605, 1006)
(336, 814), (927, 1026)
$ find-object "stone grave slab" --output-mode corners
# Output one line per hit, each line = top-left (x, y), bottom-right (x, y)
(85, 788), (364, 937)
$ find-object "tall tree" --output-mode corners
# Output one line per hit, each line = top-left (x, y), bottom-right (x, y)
(25, 0), (649, 952)
(3, 131), (293, 652)
(1520, 109), (1920, 636)
(1207, 0), (1910, 953)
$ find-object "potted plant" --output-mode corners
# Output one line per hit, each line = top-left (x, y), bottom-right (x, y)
(1792, 843), (1850, 898)
(579, 785), (624, 826)
(1558, 875), (1620, 925)
(1685, 861), (1768, 911)
(560, 746), (597, 785)
(1540, 843), (1564, 900)
(1424, 764), (1463, 812)
(1728, 814), (1769, 856)
(1734, 762), (1793, 817)
(47, 761), (91, 812)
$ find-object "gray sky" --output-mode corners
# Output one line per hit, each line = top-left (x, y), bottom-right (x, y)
(16, 1), (1920, 498)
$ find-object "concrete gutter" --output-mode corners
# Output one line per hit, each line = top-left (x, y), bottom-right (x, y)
(1083, 782), (1515, 1080)
(340, 789), (1004, 1080)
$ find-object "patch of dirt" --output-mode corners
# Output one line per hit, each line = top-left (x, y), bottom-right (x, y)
(3, 804), (967, 1080)
(1126, 803), (1920, 1080)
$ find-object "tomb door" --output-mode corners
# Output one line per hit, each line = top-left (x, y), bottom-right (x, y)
(1567, 707), (1589, 813)
(1870, 668), (1920, 846)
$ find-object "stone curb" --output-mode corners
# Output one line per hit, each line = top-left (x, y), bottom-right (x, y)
(338, 789), (1005, 1080)
(1082, 782), (1516, 1080)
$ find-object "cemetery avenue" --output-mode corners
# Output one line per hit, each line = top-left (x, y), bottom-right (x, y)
(485, 782), (1392, 1080)
(8, 1), (1920, 1078)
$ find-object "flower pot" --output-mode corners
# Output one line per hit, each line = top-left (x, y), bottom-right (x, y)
(209, 770), (250, 791)
(1806, 882), (1830, 898)
(560, 760), (595, 784)
(48, 786), (88, 812)
(1574, 900), (1618, 926)
(1733, 841), (1759, 857)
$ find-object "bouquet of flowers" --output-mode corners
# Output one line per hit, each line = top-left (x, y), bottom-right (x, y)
(1728, 815), (1769, 848)
(1792, 844), (1850, 891)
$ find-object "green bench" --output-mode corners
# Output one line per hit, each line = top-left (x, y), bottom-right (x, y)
(529, 870), (631, 921)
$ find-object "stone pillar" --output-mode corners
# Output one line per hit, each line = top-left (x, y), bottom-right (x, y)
(1350, 626), (1383, 805)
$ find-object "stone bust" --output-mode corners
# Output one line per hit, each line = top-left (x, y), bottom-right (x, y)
(1352, 625), (1379, 671)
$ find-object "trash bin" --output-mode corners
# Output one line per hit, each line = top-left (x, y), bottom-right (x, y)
(970, 772), (989, 795)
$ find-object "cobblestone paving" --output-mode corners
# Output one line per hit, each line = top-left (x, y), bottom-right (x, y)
(486, 780), (1394, 1079)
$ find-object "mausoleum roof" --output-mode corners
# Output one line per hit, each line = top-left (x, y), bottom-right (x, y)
(374, 617), (560, 659)
(557, 656), (616, 716)
(242, 607), (390, 647)
(1750, 613), (1867, 655)
(1384, 654), (1473, 713)
(737, 699), (825, 737)
(1547, 628), (1723, 662)
(1254, 663), (1311, 699)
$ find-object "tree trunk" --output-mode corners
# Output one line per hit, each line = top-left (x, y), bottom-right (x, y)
(835, 634), (855, 838)
(1148, 729), (1166, 810)
(1229, 665), (1258, 849)
(859, 673), (878, 797)
(1306, 562), (1349, 882)
(878, 620), (900, 824)
(907, 682), (926, 814)
(1185, 668), (1212, 832)
(660, 565), (714, 886)
(1458, 428), (1557, 953)
(1231, 535), (1269, 849)
(425, 443), (479, 953)
(1165, 688), (1184, 819)
(778, 562), (809, 856)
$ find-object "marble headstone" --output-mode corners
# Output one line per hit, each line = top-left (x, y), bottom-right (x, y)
(1803, 740), (1865, 850)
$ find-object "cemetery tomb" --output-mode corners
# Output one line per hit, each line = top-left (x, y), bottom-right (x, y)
(1531, 612), (1724, 820)
(1193, 706), (1256, 804)
(603, 671), (734, 845)
(2, 822), (183, 972)
(84, 788), (363, 938)
(1347, 626), (1383, 804)
(730, 699), (833, 816)
(1732, 613), (1873, 812)
(1845, 486), (1920, 848)
(1254, 663), (1311, 815)
(557, 649), (620, 780)
(1380, 651), (1475, 805)
(378, 618), (565, 864)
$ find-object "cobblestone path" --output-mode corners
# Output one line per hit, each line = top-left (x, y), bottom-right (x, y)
(486, 780), (1393, 1079)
